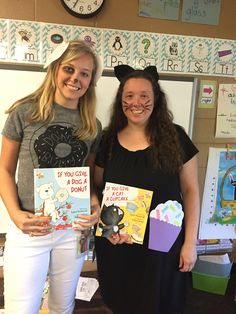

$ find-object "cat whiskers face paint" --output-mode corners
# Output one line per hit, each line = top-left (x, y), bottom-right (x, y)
(122, 98), (152, 114)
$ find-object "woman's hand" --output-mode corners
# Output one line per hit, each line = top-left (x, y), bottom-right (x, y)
(73, 204), (100, 231)
(12, 210), (52, 237)
(107, 233), (133, 245)
(178, 242), (197, 272)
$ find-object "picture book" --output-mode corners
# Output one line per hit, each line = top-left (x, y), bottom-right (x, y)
(95, 182), (153, 244)
(34, 167), (90, 230)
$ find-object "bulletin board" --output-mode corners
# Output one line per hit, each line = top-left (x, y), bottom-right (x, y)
(96, 73), (198, 136)
(0, 66), (197, 233)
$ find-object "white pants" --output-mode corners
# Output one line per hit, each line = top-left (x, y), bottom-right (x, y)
(4, 223), (85, 314)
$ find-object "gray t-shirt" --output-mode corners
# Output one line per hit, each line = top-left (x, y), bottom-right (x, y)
(2, 102), (102, 212)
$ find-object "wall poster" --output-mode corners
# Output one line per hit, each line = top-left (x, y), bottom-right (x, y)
(215, 84), (236, 138)
(199, 147), (236, 239)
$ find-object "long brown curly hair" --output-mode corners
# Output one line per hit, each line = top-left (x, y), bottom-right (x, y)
(103, 69), (184, 173)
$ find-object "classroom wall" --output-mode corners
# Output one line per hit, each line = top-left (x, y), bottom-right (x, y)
(0, 0), (236, 197)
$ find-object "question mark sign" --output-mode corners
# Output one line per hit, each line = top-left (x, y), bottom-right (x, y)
(142, 38), (151, 54)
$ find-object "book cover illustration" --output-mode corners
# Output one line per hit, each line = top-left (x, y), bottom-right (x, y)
(34, 167), (90, 230)
(199, 147), (236, 239)
(95, 182), (153, 244)
(148, 200), (184, 252)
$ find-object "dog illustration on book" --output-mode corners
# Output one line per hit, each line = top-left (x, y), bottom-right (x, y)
(36, 182), (69, 222)
(98, 204), (127, 237)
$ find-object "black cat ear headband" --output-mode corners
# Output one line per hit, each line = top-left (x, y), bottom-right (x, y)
(114, 64), (159, 82)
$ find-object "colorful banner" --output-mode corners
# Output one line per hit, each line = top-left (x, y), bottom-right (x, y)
(0, 18), (235, 77)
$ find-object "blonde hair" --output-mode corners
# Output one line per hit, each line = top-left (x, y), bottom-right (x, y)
(6, 40), (100, 140)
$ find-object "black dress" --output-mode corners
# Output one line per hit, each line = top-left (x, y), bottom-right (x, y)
(95, 125), (198, 314)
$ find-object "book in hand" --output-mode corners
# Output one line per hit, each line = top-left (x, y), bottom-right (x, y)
(95, 182), (153, 244)
(34, 167), (90, 230)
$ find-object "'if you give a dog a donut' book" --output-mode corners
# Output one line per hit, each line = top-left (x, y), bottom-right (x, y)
(34, 167), (90, 230)
(96, 182), (153, 244)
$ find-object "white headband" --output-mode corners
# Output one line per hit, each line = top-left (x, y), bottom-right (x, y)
(43, 41), (103, 84)
(94, 55), (103, 85)
(43, 42), (69, 69)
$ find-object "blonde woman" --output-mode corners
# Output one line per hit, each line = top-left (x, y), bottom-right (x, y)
(0, 40), (102, 314)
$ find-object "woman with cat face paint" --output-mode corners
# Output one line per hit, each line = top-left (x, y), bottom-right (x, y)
(94, 65), (200, 314)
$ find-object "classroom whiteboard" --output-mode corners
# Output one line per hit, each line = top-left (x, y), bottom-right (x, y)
(96, 74), (197, 136)
(0, 68), (197, 233)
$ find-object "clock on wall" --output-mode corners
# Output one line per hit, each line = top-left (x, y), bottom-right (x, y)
(60, 0), (105, 18)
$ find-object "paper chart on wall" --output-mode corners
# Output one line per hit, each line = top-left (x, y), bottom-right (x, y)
(215, 84), (236, 138)
(199, 147), (236, 239)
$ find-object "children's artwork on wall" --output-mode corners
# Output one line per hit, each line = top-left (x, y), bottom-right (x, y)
(182, 0), (221, 26)
(215, 84), (236, 138)
(199, 147), (236, 239)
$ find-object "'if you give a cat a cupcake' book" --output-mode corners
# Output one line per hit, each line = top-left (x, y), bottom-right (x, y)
(34, 167), (90, 230)
(95, 182), (153, 244)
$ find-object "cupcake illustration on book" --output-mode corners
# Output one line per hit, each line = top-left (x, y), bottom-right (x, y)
(148, 200), (184, 252)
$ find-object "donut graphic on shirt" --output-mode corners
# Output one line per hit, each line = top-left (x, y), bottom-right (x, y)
(34, 125), (88, 167)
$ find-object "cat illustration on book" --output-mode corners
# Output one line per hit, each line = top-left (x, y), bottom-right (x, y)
(96, 182), (153, 244)
(98, 204), (128, 237)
